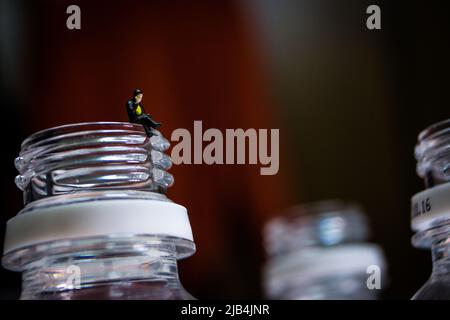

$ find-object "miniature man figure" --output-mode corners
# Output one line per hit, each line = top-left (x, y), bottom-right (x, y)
(126, 89), (161, 137)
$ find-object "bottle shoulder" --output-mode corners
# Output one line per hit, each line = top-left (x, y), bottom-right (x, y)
(413, 275), (450, 300)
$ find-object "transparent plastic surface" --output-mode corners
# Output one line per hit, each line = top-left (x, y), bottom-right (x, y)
(4, 235), (195, 300)
(264, 201), (385, 300)
(412, 119), (450, 299)
(413, 277), (450, 300)
(412, 237), (450, 300)
(264, 201), (369, 257)
(415, 119), (450, 188)
(14, 122), (174, 204)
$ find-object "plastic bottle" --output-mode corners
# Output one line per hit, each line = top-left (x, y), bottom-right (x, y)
(263, 201), (386, 300)
(2, 122), (196, 299)
(411, 119), (450, 299)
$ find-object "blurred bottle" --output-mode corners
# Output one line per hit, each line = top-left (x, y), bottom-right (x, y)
(263, 201), (386, 300)
(412, 120), (450, 299)
(2, 122), (196, 299)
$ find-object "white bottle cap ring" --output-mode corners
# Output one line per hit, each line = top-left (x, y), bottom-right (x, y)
(3, 199), (194, 255)
(264, 244), (386, 298)
(411, 182), (450, 232)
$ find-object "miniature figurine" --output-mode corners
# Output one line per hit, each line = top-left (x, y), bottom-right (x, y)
(126, 89), (161, 137)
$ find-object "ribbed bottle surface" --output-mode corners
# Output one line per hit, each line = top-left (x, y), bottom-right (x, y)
(14, 122), (174, 207)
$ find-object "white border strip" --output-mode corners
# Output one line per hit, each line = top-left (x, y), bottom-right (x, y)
(411, 182), (450, 231)
(4, 199), (193, 254)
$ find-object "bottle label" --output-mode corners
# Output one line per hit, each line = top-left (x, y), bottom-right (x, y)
(411, 182), (450, 231)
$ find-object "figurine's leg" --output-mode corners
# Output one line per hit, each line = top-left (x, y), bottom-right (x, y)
(137, 116), (159, 137)
(147, 117), (161, 129)
(142, 123), (154, 137)
(139, 114), (161, 129)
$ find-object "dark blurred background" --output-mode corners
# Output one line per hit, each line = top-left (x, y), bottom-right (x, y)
(0, 0), (449, 299)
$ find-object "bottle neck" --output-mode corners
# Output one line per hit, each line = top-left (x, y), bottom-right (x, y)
(431, 235), (450, 276)
(19, 238), (182, 299)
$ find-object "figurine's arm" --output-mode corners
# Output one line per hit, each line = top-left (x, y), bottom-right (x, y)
(126, 100), (137, 122)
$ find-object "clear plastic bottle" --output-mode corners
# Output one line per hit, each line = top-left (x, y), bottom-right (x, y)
(263, 201), (386, 300)
(412, 119), (450, 299)
(2, 122), (196, 300)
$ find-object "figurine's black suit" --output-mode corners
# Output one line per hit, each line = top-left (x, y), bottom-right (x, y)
(126, 89), (161, 137)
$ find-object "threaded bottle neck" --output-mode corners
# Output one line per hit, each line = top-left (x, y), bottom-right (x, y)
(431, 235), (450, 277)
(264, 201), (369, 257)
(415, 119), (450, 188)
(14, 122), (174, 207)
